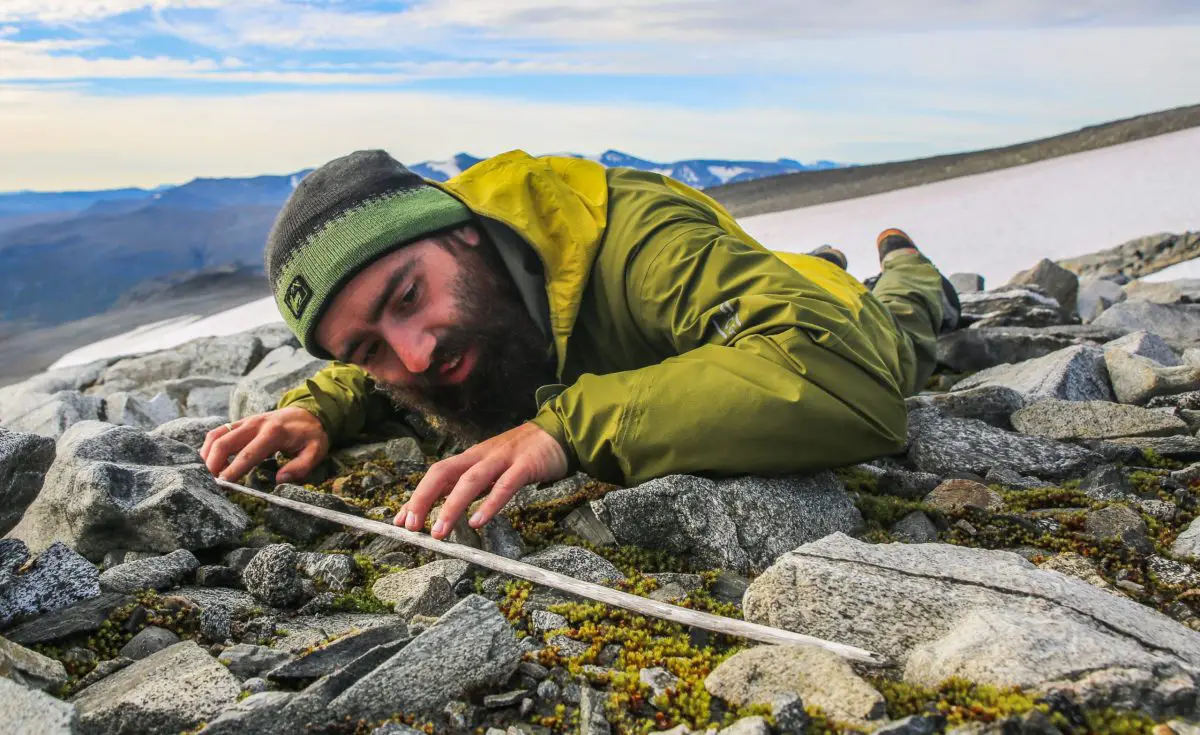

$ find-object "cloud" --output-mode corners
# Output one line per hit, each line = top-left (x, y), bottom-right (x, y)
(0, 0), (241, 23)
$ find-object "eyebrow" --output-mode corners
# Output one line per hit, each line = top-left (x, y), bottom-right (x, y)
(338, 258), (417, 363)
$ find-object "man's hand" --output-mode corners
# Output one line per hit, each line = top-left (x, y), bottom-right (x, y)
(200, 407), (330, 484)
(395, 422), (568, 541)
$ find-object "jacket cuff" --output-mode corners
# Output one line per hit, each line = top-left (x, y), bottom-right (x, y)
(528, 406), (579, 476)
(277, 394), (338, 445)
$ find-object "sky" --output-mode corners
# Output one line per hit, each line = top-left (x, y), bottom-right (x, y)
(1, 1), (1199, 191)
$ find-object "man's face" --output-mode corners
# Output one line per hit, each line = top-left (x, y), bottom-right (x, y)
(314, 226), (555, 441)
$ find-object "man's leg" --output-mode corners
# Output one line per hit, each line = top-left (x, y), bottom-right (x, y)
(870, 229), (957, 393)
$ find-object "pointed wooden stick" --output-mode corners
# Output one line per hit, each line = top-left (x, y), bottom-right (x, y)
(216, 478), (891, 666)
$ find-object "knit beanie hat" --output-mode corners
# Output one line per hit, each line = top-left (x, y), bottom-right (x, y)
(265, 149), (474, 357)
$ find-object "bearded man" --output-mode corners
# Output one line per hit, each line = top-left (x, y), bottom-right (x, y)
(201, 149), (958, 541)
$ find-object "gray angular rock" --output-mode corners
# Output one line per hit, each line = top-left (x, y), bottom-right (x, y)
(184, 382), (237, 419)
(99, 549), (198, 594)
(890, 511), (939, 544)
(952, 344), (1113, 402)
(0, 540), (100, 627)
(906, 409), (1101, 480)
(936, 325), (1122, 374)
(332, 437), (425, 468)
(71, 640), (240, 735)
(267, 622), (409, 682)
(217, 644), (294, 680)
(247, 323), (299, 352)
(592, 472), (862, 574)
(327, 595), (520, 721)
(579, 683), (611, 735)
(924, 480), (1003, 513)
(1092, 301), (1200, 342)
(904, 385), (1023, 428)
(721, 717), (771, 735)
(949, 273), (984, 293)
(1079, 465), (1136, 502)
(984, 467), (1053, 490)
(0, 428), (55, 535)
(0, 634), (69, 690)
(646, 572), (703, 603)
(0, 361), (109, 412)
(958, 288), (1063, 328)
(1011, 399), (1189, 440)
(104, 392), (181, 430)
(1036, 552), (1111, 589)
(1008, 258), (1079, 319)
(743, 534), (1200, 716)
(522, 545), (623, 585)
(1085, 505), (1153, 555)
(1100, 435), (1200, 463)
(149, 416), (226, 450)
(1147, 555), (1200, 588)
(371, 567), (457, 619)
(6, 422), (248, 562)
(508, 473), (593, 510)
(118, 626), (180, 661)
(1105, 348), (1200, 405)
(1104, 330), (1184, 366)
(1172, 517), (1200, 561)
(99, 334), (265, 393)
(263, 484), (356, 545)
(229, 347), (327, 421)
(874, 468), (943, 499)
(1059, 232), (1200, 282)
(1077, 276), (1127, 323)
(269, 613), (401, 655)
(479, 515), (526, 559)
(529, 610), (568, 637)
(242, 544), (303, 608)
(197, 690), (294, 735)
(295, 552), (356, 593)
(0, 675), (79, 734)
(4, 592), (131, 646)
(706, 644), (886, 726)
(3, 390), (104, 439)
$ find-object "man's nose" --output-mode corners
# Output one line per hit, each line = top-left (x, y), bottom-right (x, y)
(384, 324), (436, 375)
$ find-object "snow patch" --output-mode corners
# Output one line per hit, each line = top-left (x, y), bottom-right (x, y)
(423, 159), (463, 179)
(709, 165), (751, 183)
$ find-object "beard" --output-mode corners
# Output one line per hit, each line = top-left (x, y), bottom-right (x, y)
(376, 240), (557, 444)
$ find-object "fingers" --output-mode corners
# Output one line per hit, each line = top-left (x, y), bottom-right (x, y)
(397, 456), (463, 532)
(217, 430), (283, 482)
(276, 441), (325, 484)
(469, 463), (531, 530)
(204, 422), (256, 476)
(430, 459), (508, 540)
(200, 421), (238, 462)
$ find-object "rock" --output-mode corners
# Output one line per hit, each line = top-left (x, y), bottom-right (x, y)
(217, 644), (294, 680)
(99, 334), (265, 392)
(3, 390), (104, 439)
(0, 675), (79, 734)
(240, 677), (269, 695)
(720, 716), (772, 735)
(1085, 506), (1153, 555)
(0, 428), (56, 535)
(199, 606), (232, 643)
(73, 657), (134, 693)
(149, 416), (226, 450)
(198, 690), (294, 735)
(242, 544), (303, 608)
(195, 565), (241, 588)
(958, 288), (1063, 328)
(1105, 330), (1184, 366)
(295, 552), (356, 593)
(264, 484), (357, 545)
(508, 473), (594, 510)
(1036, 553), (1112, 590)
(770, 693), (809, 735)
(1077, 276), (1127, 322)
(874, 468), (944, 499)
(1172, 517), (1200, 560)
(952, 344), (1113, 402)
(7, 422), (248, 561)
(984, 467), (1052, 490)
(1093, 301), (1200, 343)
(647, 572), (703, 603)
(522, 545), (622, 585)
(267, 622), (409, 682)
(1079, 465), (1136, 502)
(71, 641), (240, 735)
(1147, 555), (1200, 588)
(1011, 399), (1189, 440)
(1100, 435), (1200, 463)
(936, 325), (1122, 374)
(1125, 279), (1191, 304)
(579, 683), (611, 735)
(949, 273), (984, 293)
(332, 437), (425, 468)
(592, 472), (861, 575)
(3, 592), (131, 646)
(99, 549), (199, 594)
(0, 360), (109, 413)
(529, 610), (569, 637)
(1009, 258), (1079, 319)
(743, 534), (1200, 716)
(706, 644), (885, 725)
(479, 515), (526, 559)
(0, 634), (69, 690)
(229, 347), (327, 421)
(1105, 349), (1200, 405)
(247, 323), (299, 352)
(906, 409), (1101, 480)
(371, 568), (457, 619)
(268, 613), (400, 654)
(890, 511), (939, 543)
(105, 392), (181, 430)
(1058, 232), (1200, 282)
(327, 595), (521, 721)
(1150, 391), (1200, 411)
(0, 540), (100, 627)
(118, 626), (180, 661)
(640, 666), (679, 704)
(924, 479), (1003, 514)
(904, 386), (1024, 428)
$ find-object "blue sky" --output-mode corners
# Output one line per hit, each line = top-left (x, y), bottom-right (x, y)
(1, 1), (1198, 190)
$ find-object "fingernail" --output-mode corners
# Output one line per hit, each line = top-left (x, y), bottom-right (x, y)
(469, 512), (483, 527)
(393, 511), (406, 527)
(431, 521), (445, 537)
(277, 474), (291, 484)
(406, 515), (421, 531)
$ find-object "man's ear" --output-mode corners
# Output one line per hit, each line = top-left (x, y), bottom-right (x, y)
(452, 225), (481, 247)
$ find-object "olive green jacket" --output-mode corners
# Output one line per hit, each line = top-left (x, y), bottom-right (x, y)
(279, 151), (915, 485)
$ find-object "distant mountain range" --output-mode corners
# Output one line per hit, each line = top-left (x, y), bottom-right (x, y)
(0, 150), (841, 328)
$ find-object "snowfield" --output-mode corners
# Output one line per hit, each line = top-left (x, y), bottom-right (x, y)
(51, 127), (1200, 368)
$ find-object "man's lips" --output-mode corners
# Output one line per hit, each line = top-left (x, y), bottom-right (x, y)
(437, 344), (477, 385)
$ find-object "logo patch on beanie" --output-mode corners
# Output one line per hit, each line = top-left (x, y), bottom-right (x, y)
(284, 275), (313, 319)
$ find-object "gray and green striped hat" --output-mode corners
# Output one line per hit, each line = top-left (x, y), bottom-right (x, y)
(265, 149), (474, 357)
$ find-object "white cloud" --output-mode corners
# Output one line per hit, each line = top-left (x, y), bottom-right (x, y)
(0, 0), (241, 23)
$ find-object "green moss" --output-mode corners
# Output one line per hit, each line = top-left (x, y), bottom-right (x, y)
(1139, 448), (1185, 470)
(834, 466), (880, 495)
(1000, 484), (1093, 512)
(875, 677), (1045, 726)
(854, 494), (936, 538)
(327, 554), (397, 614)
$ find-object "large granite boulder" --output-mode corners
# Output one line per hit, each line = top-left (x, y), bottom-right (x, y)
(229, 347), (327, 421)
(0, 428), (55, 534)
(591, 473), (862, 574)
(98, 334), (266, 394)
(1008, 258), (1079, 320)
(1092, 302), (1200, 344)
(1104, 330), (1183, 366)
(936, 325), (1122, 374)
(1077, 277), (1126, 323)
(958, 288), (1064, 329)
(952, 344), (1113, 403)
(905, 385), (1024, 428)
(906, 408), (1101, 480)
(0, 675), (79, 734)
(0, 539), (100, 627)
(1058, 231), (1200, 282)
(6, 422), (248, 562)
(743, 534), (1200, 718)
(149, 416), (226, 451)
(1011, 399), (1190, 440)
(1104, 348), (1200, 405)
(99, 550), (199, 594)
(104, 392), (181, 430)
(2, 391), (104, 439)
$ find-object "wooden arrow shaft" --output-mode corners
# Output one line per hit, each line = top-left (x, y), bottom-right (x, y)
(216, 478), (890, 667)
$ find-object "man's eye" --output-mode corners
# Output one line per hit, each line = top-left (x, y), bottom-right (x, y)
(400, 283), (418, 305)
(363, 342), (380, 363)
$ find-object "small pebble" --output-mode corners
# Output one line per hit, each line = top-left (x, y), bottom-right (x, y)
(241, 677), (269, 695)
(518, 661), (549, 680)
(536, 680), (560, 700)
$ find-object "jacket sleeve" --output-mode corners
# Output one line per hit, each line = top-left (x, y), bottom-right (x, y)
(528, 222), (909, 486)
(277, 361), (396, 447)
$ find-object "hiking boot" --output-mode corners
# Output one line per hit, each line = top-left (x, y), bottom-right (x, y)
(875, 228), (961, 333)
(809, 245), (848, 270)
